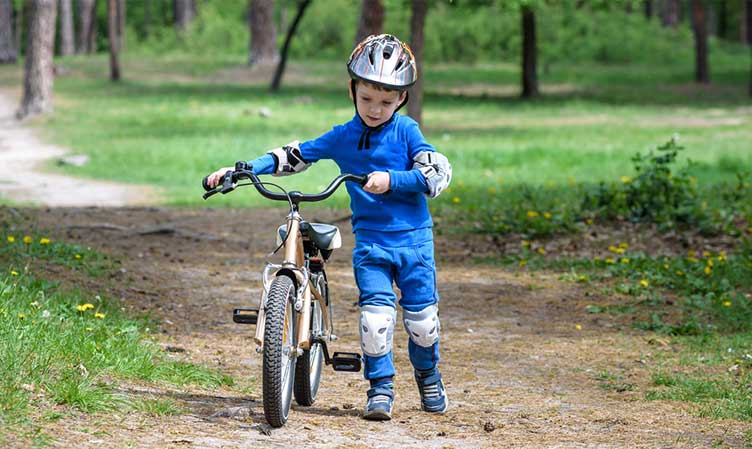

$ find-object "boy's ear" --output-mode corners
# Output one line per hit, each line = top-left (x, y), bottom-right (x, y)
(398, 91), (407, 103)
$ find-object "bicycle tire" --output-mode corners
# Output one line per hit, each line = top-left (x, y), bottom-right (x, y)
(262, 275), (297, 428)
(294, 274), (326, 406)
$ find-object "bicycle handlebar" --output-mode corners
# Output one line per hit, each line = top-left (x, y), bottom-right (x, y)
(201, 161), (369, 203)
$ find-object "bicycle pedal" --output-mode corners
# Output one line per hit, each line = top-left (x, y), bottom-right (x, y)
(330, 352), (362, 372)
(232, 308), (258, 325)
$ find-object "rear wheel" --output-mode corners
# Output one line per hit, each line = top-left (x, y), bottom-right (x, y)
(294, 274), (326, 406)
(262, 275), (297, 428)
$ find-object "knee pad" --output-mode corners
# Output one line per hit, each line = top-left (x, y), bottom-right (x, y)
(359, 305), (396, 357)
(403, 304), (440, 348)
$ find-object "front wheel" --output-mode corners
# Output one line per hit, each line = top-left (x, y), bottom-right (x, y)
(262, 275), (297, 428)
(294, 274), (326, 406)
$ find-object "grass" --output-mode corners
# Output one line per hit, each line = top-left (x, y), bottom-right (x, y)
(1, 49), (750, 217)
(0, 231), (233, 444)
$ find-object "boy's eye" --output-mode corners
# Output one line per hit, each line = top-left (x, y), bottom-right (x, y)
(382, 101), (393, 106)
(360, 96), (371, 102)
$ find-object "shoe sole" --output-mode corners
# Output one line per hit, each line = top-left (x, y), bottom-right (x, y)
(363, 409), (392, 421)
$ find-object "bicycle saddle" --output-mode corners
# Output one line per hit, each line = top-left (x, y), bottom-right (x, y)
(277, 222), (342, 251)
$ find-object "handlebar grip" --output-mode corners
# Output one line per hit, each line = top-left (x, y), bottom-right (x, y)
(356, 174), (369, 186)
(202, 176), (212, 192)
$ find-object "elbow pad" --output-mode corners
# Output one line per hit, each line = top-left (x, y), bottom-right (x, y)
(412, 151), (452, 198)
(267, 141), (311, 176)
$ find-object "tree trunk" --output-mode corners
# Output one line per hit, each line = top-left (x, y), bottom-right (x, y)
(644, 0), (653, 19)
(407, 0), (426, 124)
(521, 6), (539, 98)
(691, 0), (709, 83)
(0, 0), (16, 63)
(174, 0), (196, 31)
(17, 0), (58, 120)
(249, 0), (279, 66)
(271, 0), (311, 92)
(354, 0), (384, 45)
(661, 0), (680, 27)
(107, 0), (120, 81)
(117, 0), (125, 51)
(743, 0), (751, 44)
(59, 0), (75, 55)
(77, 0), (97, 53)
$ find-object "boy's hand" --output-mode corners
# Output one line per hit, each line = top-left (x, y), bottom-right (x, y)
(364, 171), (391, 194)
(206, 166), (234, 189)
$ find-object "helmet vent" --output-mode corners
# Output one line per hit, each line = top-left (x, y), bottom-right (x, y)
(367, 48), (375, 66)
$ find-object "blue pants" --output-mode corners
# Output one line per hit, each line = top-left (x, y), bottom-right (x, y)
(352, 234), (440, 381)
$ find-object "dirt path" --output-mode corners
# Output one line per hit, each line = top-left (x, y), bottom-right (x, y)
(0, 91), (156, 207)
(5, 206), (747, 449)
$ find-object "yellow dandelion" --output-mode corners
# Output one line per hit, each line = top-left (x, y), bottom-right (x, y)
(527, 211), (539, 218)
(543, 212), (552, 219)
(519, 260), (527, 267)
(676, 270), (685, 276)
(452, 196), (460, 204)
(578, 275), (588, 282)
(704, 266), (712, 275)
(615, 248), (625, 254)
(621, 258), (630, 264)
(74, 254), (82, 260)
(620, 176), (632, 184)
(722, 301), (732, 307)
(7, 236), (15, 243)
(706, 258), (713, 267)
(687, 257), (699, 263)
(76, 303), (95, 312)
(663, 264), (669, 270)
(605, 258), (615, 264)
(618, 242), (629, 249)
(18, 313), (25, 319)
(718, 252), (727, 262)
(640, 280), (649, 287)
(85, 327), (93, 332)
(585, 218), (594, 225)
(575, 324), (583, 331)
(11, 270), (18, 276)
(521, 240), (531, 247)
(608, 245), (618, 252)
(687, 250), (696, 257)
(594, 256), (601, 261)
(23, 236), (32, 244)
(94, 312), (105, 319)
(702, 251), (711, 258)
(537, 248), (546, 255)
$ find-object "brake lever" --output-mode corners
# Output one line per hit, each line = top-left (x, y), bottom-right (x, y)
(220, 170), (236, 194)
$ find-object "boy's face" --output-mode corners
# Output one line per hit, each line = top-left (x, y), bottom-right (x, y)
(350, 80), (407, 128)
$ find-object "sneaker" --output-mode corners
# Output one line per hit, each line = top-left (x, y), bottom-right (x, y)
(415, 368), (448, 414)
(363, 386), (394, 421)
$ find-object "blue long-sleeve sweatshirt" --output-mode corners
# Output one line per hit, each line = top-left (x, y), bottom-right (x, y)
(249, 113), (434, 234)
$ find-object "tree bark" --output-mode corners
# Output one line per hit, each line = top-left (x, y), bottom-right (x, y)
(660, 0), (680, 27)
(249, 0), (279, 66)
(0, 0), (16, 63)
(107, 0), (120, 81)
(271, 0), (311, 92)
(407, 0), (426, 124)
(59, 0), (75, 55)
(691, 0), (709, 83)
(174, 0), (196, 31)
(77, 0), (98, 53)
(17, 0), (58, 120)
(521, 6), (539, 98)
(644, 0), (653, 19)
(354, 0), (384, 45)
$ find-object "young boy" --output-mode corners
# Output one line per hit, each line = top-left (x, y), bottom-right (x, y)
(205, 34), (452, 421)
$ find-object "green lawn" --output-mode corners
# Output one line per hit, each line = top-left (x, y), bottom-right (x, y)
(1, 51), (749, 212)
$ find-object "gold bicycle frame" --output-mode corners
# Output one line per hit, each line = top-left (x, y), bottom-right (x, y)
(253, 211), (331, 352)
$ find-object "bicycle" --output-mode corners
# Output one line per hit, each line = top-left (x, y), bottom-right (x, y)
(202, 161), (367, 428)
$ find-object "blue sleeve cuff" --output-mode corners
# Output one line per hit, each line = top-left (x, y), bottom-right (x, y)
(388, 169), (429, 194)
(247, 154), (276, 176)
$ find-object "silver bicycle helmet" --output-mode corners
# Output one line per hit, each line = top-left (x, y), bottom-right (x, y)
(347, 34), (417, 91)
